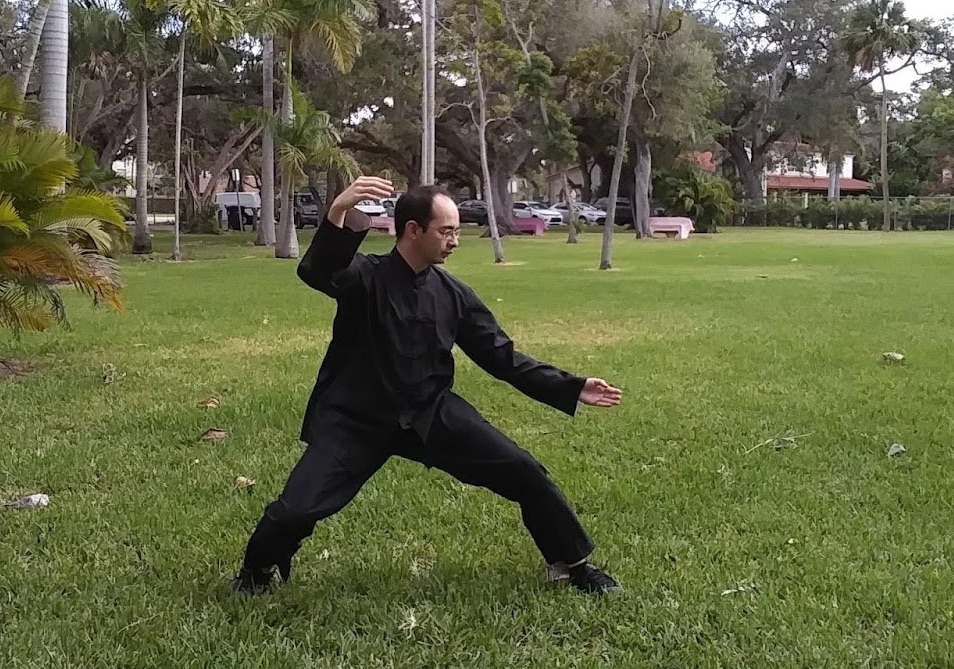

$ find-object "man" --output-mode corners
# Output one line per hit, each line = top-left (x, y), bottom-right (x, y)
(233, 176), (624, 596)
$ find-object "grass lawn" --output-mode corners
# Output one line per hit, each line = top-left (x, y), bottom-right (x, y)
(3, 226), (954, 667)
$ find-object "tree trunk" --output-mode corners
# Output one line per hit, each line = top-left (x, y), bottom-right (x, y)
(827, 152), (842, 201)
(39, 0), (68, 132)
(478, 128), (505, 263)
(563, 172), (578, 244)
(14, 0), (53, 102)
(275, 46), (299, 259)
(325, 168), (341, 216)
(579, 155), (592, 202)
(172, 32), (186, 261)
(879, 62), (890, 232)
(632, 137), (652, 238)
(600, 50), (639, 270)
(133, 77), (152, 254)
(723, 136), (765, 204)
(256, 37), (277, 247)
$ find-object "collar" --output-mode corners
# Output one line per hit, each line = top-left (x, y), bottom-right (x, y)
(389, 246), (431, 286)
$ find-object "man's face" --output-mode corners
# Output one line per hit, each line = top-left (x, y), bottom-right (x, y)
(407, 194), (460, 265)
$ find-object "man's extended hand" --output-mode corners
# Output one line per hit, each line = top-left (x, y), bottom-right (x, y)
(327, 176), (393, 228)
(579, 378), (623, 407)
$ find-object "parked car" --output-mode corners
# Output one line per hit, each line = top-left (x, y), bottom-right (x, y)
(553, 202), (607, 225)
(513, 200), (564, 225)
(355, 199), (387, 217)
(294, 191), (322, 228)
(457, 199), (488, 224)
(592, 197), (634, 226)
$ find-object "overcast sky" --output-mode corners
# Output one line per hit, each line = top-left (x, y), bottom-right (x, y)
(881, 1), (952, 92)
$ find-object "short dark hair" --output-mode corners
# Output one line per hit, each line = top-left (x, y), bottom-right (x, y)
(394, 185), (451, 238)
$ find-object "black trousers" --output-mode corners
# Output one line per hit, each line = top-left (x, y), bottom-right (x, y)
(242, 393), (595, 571)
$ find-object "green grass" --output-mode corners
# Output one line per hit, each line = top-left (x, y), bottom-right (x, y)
(3, 226), (954, 667)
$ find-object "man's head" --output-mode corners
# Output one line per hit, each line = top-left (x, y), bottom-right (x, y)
(394, 185), (461, 267)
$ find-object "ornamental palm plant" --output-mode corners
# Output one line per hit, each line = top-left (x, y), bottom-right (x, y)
(0, 75), (128, 333)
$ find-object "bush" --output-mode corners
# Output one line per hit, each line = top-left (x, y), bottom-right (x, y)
(731, 197), (953, 231)
(653, 162), (735, 233)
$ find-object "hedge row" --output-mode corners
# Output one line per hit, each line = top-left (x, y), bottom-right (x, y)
(731, 198), (954, 231)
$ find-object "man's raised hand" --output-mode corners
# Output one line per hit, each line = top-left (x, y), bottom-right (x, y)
(327, 176), (394, 227)
(579, 378), (623, 408)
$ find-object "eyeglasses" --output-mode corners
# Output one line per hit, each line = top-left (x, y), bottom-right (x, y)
(436, 228), (461, 240)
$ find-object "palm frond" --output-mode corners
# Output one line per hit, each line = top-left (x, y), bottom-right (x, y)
(30, 191), (128, 250)
(0, 196), (28, 235)
(0, 279), (66, 333)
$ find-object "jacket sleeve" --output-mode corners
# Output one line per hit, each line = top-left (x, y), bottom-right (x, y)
(296, 210), (372, 298)
(455, 284), (586, 416)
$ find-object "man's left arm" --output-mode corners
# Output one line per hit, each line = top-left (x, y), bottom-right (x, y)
(455, 286), (587, 416)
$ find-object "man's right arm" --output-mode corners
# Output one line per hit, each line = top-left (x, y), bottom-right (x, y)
(295, 175), (393, 298)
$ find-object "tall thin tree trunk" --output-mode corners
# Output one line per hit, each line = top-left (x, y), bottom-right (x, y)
(633, 138), (652, 238)
(420, 0), (435, 184)
(133, 77), (152, 254)
(39, 0), (68, 132)
(563, 172), (578, 244)
(275, 46), (298, 259)
(472, 37), (504, 263)
(827, 153), (842, 201)
(172, 32), (186, 261)
(14, 0), (54, 102)
(879, 61), (890, 232)
(600, 49), (639, 270)
(256, 37), (277, 246)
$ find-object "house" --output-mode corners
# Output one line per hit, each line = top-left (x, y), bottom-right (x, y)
(760, 142), (872, 197)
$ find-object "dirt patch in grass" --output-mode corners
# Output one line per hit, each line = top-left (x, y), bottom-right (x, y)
(0, 359), (36, 381)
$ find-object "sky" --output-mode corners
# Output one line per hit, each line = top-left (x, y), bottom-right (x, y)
(881, 0), (952, 93)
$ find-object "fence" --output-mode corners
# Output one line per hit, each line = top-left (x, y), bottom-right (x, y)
(731, 195), (954, 231)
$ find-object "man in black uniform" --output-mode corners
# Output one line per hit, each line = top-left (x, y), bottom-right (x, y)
(233, 176), (623, 596)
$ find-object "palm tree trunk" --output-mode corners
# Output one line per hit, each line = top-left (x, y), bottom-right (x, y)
(600, 49), (639, 270)
(14, 0), (54, 102)
(275, 45), (298, 259)
(39, 0), (68, 132)
(879, 61), (890, 232)
(133, 76), (152, 254)
(172, 32), (186, 261)
(255, 37), (277, 246)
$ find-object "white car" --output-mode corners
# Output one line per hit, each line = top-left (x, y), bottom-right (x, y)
(512, 201), (564, 225)
(553, 202), (607, 225)
(355, 199), (387, 217)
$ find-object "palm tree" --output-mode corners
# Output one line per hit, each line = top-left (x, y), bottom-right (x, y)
(157, 0), (241, 260)
(274, 81), (358, 255)
(13, 0), (54, 102)
(270, 0), (371, 259)
(119, 0), (173, 254)
(238, 2), (296, 248)
(0, 75), (128, 333)
(39, 0), (69, 132)
(842, 0), (921, 231)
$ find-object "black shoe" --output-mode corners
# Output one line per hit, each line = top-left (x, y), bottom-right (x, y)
(568, 562), (623, 595)
(231, 559), (291, 597)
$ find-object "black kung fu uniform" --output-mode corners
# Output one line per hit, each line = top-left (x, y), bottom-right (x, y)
(241, 211), (596, 571)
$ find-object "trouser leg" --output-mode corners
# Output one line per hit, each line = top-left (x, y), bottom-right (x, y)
(399, 394), (595, 566)
(242, 438), (389, 572)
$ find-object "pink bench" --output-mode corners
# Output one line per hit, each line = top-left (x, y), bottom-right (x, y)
(512, 216), (547, 236)
(370, 216), (395, 235)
